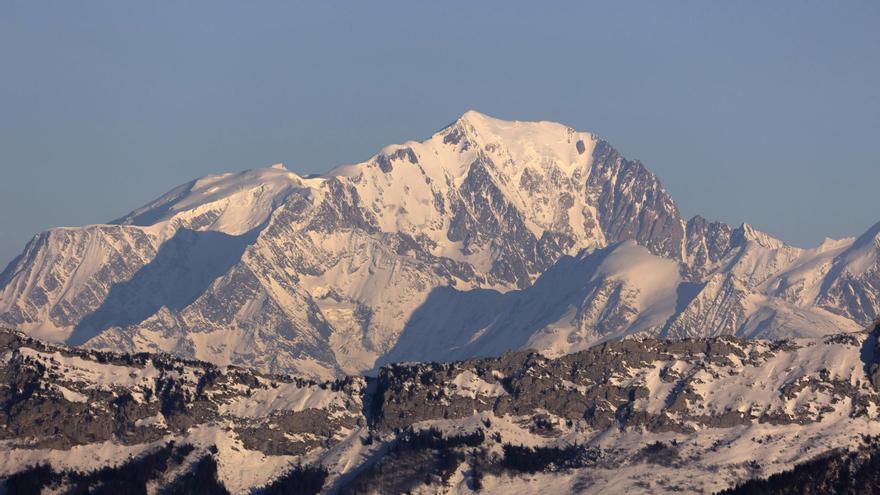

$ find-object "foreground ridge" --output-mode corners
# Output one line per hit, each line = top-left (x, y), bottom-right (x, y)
(2, 324), (880, 493)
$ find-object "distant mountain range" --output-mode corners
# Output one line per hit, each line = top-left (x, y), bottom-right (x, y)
(1, 111), (878, 378)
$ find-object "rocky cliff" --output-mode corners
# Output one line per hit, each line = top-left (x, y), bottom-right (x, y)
(2, 325), (880, 493)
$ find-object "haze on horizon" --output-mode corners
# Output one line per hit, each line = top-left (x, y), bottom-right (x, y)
(1, 1), (879, 268)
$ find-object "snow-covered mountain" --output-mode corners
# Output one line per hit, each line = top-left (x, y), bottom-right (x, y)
(0, 111), (877, 377)
(3, 326), (880, 493)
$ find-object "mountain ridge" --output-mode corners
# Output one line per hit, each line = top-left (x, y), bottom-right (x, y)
(0, 111), (877, 378)
(2, 324), (880, 493)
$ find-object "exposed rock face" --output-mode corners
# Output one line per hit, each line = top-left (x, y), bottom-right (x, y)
(2, 327), (880, 494)
(0, 226), (159, 333)
(376, 333), (879, 433)
(1, 111), (878, 377)
(684, 214), (735, 274)
(0, 329), (363, 455)
(588, 140), (684, 261)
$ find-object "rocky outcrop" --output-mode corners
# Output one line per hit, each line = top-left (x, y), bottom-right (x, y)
(2, 327), (880, 494)
(0, 328), (364, 455)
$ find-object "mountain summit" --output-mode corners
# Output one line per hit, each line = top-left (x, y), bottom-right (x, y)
(1, 112), (877, 378)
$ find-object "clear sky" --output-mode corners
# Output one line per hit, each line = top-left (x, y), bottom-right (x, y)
(2, 1), (879, 267)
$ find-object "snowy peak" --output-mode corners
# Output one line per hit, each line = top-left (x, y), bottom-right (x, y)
(1, 112), (879, 378)
(840, 220), (880, 267)
(322, 110), (610, 280)
(333, 109), (597, 185)
(114, 165), (308, 236)
(444, 110), (598, 174)
(814, 221), (880, 324)
(452, 109), (595, 145)
(733, 222), (788, 250)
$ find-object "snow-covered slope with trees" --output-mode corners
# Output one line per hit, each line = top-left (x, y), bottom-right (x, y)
(3, 326), (880, 493)
(0, 111), (877, 377)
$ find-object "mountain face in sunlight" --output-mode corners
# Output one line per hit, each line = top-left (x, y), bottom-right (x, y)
(1, 111), (878, 378)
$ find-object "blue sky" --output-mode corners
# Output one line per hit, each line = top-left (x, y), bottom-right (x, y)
(1, 1), (879, 267)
